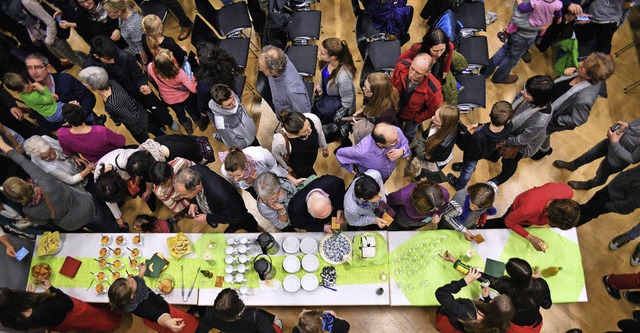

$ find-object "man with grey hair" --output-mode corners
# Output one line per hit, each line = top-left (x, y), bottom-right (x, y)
(391, 52), (444, 142)
(255, 171), (298, 230)
(173, 165), (258, 232)
(258, 45), (311, 114)
(286, 175), (345, 232)
(79, 66), (159, 143)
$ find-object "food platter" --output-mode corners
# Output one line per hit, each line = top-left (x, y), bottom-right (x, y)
(157, 274), (175, 294)
(36, 232), (61, 256)
(167, 233), (192, 259)
(319, 233), (352, 265)
(31, 263), (52, 281)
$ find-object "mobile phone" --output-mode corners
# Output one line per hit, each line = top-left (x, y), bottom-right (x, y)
(15, 247), (29, 261)
(576, 15), (591, 22)
(55, 16), (62, 23)
(610, 123), (621, 132)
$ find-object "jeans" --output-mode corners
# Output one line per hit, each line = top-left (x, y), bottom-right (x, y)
(608, 271), (640, 290)
(572, 139), (627, 187)
(399, 119), (419, 143)
(578, 187), (611, 226)
(487, 31), (536, 82)
(454, 159), (478, 190)
(169, 93), (202, 124)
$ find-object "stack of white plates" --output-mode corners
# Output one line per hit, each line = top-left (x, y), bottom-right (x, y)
(301, 254), (320, 272)
(283, 236), (300, 254)
(283, 255), (301, 273)
(301, 274), (319, 291)
(283, 275), (301, 292)
(300, 237), (318, 254)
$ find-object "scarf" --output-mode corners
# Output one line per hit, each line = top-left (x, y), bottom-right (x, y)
(123, 277), (151, 313)
(278, 178), (297, 208)
(89, 2), (109, 22)
(321, 312), (335, 332)
(218, 151), (259, 181)
(140, 139), (167, 162)
(25, 179), (43, 208)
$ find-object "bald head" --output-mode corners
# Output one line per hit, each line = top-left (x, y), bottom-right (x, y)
(259, 45), (286, 77)
(307, 190), (333, 219)
(372, 123), (399, 147)
(408, 53), (433, 83)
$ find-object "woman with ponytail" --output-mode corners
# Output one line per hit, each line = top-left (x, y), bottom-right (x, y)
(142, 14), (187, 67)
(314, 37), (357, 146)
(103, 0), (147, 64)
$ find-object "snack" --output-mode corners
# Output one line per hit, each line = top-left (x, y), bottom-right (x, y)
(112, 260), (123, 270)
(96, 272), (106, 281)
(131, 248), (140, 258)
(115, 236), (124, 245)
(167, 233), (191, 258)
(130, 259), (139, 269)
(320, 233), (352, 264)
(157, 275), (174, 294)
(100, 235), (110, 246)
(133, 235), (141, 245)
(36, 232), (61, 256)
(99, 248), (108, 258)
(112, 271), (121, 279)
(113, 248), (122, 257)
(96, 283), (105, 294)
(98, 259), (109, 268)
(31, 263), (52, 281)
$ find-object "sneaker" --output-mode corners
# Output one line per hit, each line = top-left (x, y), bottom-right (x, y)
(497, 30), (509, 43)
(181, 120), (194, 134)
(530, 148), (553, 160)
(623, 290), (640, 305)
(610, 233), (632, 250)
(485, 10), (498, 25)
(170, 121), (180, 131)
(486, 181), (499, 194)
(492, 74), (518, 84)
(553, 160), (577, 171)
(274, 318), (283, 329)
(603, 275), (621, 299)
(631, 243), (640, 266)
(568, 180), (592, 190)
(178, 23), (193, 41)
(451, 162), (463, 172)
(213, 132), (222, 142)
(521, 50), (532, 63)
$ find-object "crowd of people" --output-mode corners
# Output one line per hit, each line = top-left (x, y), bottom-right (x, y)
(0, 0), (637, 332)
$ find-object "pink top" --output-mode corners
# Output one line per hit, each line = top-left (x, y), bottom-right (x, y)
(58, 125), (126, 163)
(147, 63), (197, 104)
(529, 0), (562, 27)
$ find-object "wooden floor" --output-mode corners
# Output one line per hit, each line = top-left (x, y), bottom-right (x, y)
(53, 0), (640, 332)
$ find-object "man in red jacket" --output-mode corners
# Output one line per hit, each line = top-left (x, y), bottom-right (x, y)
(483, 183), (580, 252)
(391, 53), (444, 142)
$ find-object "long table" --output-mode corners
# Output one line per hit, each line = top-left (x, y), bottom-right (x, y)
(28, 228), (586, 307)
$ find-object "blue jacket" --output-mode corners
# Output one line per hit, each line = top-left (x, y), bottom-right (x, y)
(52, 72), (96, 117)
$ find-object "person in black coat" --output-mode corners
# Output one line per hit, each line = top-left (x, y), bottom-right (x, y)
(173, 165), (258, 233)
(52, 0), (128, 49)
(578, 164), (640, 226)
(196, 288), (281, 333)
(287, 175), (346, 232)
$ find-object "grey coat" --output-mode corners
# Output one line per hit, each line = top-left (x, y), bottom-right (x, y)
(208, 92), (257, 148)
(321, 65), (356, 137)
(506, 94), (552, 158)
(8, 149), (94, 231)
(547, 74), (601, 133)
(344, 169), (386, 227)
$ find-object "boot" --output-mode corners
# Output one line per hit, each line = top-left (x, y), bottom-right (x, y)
(181, 120), (194, 134)
(195, 117), (210, 131)
(553, 160), (578, 171)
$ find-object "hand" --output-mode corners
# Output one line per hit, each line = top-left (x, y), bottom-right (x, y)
(69, 100), (79, 106)
(245, 169), (258, 184)
(374, 217), (387, 229)
(314, 84), (322, 95)
(564, 12), (577, 23)
(141, 190), (152, 201)
(617, 121), (629, 132)
(290, 177), (307, 186)
(15, 145), (24, 154)
(432, 214), (441, 224)
(607, 128), (624, 143)
(116, 218), (126, 228)
(31, 82), (45, 91)
(463, 267), (482, 285)
(59, 20), (72, 29)
(438, 250), (457, 263)
(268, 201), (285, 212)
(322, 148), (329, 158)
(138, 262), (146, 276)
(10, 107), (24, 120)
(5, 243), (16, 257)
(336, 210), (346, 225)
(0, 139), (13, 153)
(188, 204), (199, 217)
(353, 108), (364, 117)
(555, 16), (562, 24)
(442, 71), (449, 80)
(464, 231), (475, 242)
(194, 214), (207, 224)
(139, 85), (152, 95)
(323, 224), (333, 233)
(467, 123), (480, 133)
(568, 3), (583, 15)
(81, 162), (97, 177)
(563, 67), (578, 76)
(526, 234), (547, 252)
(481, 285), (490, 298)
(40, 279), (52, 290)
(111, 29), (121, 41)
(167, 318), (185, 332)
(386, 148), (404, 161)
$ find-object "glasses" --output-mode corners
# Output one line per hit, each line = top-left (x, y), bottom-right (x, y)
(27, 65), (46, 71)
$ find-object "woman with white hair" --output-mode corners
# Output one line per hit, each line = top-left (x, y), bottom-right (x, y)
(79, 66), (160, 143)
(22, 135), (95, 188)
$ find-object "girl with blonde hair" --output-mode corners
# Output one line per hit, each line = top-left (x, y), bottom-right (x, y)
(103, 0), (147, 63)
(141, 14), (187, 67)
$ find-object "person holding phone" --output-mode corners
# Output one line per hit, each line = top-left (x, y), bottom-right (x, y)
(554, 118), (640, 190)
(0, 229), (16, 257)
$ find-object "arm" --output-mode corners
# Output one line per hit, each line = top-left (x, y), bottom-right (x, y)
(124, 52), (148, 91)
(506, 118), (549, 146)
(414, 80), (444, 123)
(397, 129), (410, 158)
(105, 127), (127, 148)
(167, 38), (187, 67)
(178, 69), (197, 93)
(0, 234), (16, 257)
(398, 44), (420, 62)
(435, 278), (474, 315)
(21, 0), (57, 45)
(336, 145), (360, 173)
(553, 91), (596, 129)
(260, 148), (289, 178)
(517, 1), (535, 13)
(503, 207), (532, 238)
(608, 141), (640, 165)
(20, 88), (57, 111)
(538, 279), (553, 309)
(257, 201), (290, 230)
(307, 114), (328, 149)
(344, 199), (376, 227)
(271, 134), (290, 170)
(604, 195), (640, 214)
(70, 75), (97, 116)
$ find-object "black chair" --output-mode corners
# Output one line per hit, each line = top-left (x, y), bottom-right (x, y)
(456, 73), (486, 112)
(304, 81), (315, 104)
(355, 13), (388, 59)
(454, 1), (486, 35)
(458, 36), (489, 70)
(286, 45), (318, 77)
(235, 74), (247, 96)
(140, 0), (168, 21)
(289, 10), (322, 44)
(256, 71), (275, 112)
(366, 39), (400, 73)
(197, 0), (252, 38)
(292, 0), (320, 11)
(191, 15), (250, 69)
(358, 55), (376, 89)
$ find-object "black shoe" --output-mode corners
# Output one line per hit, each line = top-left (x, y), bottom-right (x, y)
(94, 114), (107, 126)
(603, 275), (621, 299)
(568, 180), (592, 190)
(530, 148), (552, 160)
(565, 330), (582, 333)
(521, 50), (532, 63)
(624, 290), (640, 305)
(631, 243), (640, 267)
(446, 173), (458, 188)
(452, 162), (463, 172)
(181, 120), (194, 134)
(491, 74), (519, 84)
(553, 160), (578, 171)
(610, 233), (632, 250)
(618, 318), (640, 332)
(195, 117), (210, 131)
(167, 215), (184, 225)
(497, 29), (509, 43)
(632, 310), (640, 322)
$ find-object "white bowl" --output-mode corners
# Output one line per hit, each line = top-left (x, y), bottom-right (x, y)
(300, 237), (318, 254)
(301, 254), (320, 272)
(283, 236), (300, 254)
(112, 247), (125, 258)
(283, 275), (301, 293)
(301, 273), (319, 291)
(283, 255), (301, 274)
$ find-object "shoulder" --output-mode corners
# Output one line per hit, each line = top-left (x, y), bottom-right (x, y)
(305, 112), (322, 124)
(426, 74), (441, 93)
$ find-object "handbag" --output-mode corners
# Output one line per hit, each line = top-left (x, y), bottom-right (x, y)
(194, 136), (215, 163)
(280, 129), (297, 178)
(496, 142), (521, 159)
(312, 80), (342, 124)
(352, 117), (375, 144)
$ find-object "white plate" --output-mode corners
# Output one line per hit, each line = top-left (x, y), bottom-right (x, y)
(283, 275), (301, 293)
(301, 273), (319, 291)
(283, 236), (300, 254)
(301, 254), (320, 272)
(283, 255), (301, 273)
(300, 237), (318, 254)
(114, 235), (126, 246)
